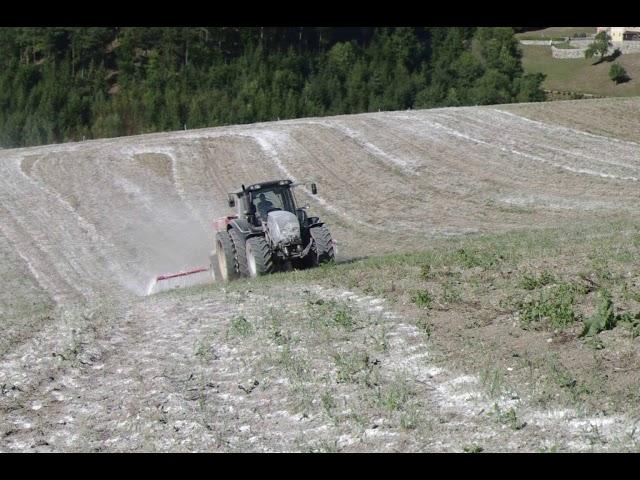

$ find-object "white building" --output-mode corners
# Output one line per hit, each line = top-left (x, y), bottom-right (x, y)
(597, 27), (640, 42)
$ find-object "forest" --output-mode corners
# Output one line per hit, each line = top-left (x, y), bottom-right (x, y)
(0, 27), (545, 147)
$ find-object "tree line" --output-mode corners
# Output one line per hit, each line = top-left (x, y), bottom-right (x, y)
(0, 27), (545, 148)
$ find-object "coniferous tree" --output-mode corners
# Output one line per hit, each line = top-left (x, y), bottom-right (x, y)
(0, 27), (544, 148)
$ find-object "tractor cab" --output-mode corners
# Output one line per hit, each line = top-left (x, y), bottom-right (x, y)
(248, 181), (297, 222)
(228, 179), (316, 228)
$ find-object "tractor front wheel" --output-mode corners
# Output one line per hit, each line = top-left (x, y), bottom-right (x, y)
(246, 236), (275, 277)
(307, 225), (335, 267)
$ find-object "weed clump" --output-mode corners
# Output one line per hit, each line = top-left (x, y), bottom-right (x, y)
(618, 312), (640, 338)
(516, 283), (584, 331)
(227, 315), (253, 338)
(308, 299), (358, 330)
(520, 271), (556, 290)
(420, 264), (431, 280)
(377, 379), (414, 412)
(463, 444), (484, 453)
(549, 359), (591, 403)
(581, 289), (640, 338)
(581, 289), (616, 337)
(441, 280), (462, 304)
(455, 248), (503, 269)
(333, 308), (355, 329)
(411, 290), (433, 309)
(333, 351), (379, 386)
(493, 404), (527, 430)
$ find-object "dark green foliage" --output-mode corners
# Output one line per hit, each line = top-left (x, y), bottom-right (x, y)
(609, 63), (629, 84)
(411, 290), (433, 309)
(580, 289), (640, 338)
(516, 283), (586, 331)
(617, 311), (640, 338)
(581, 289), (616, 337)
(227, 315), (254, 338)
(454, 247), (503, 269)
(519, 270), (556, 290)
(585, 31), (612, 62)
(0, 27), (545, 148)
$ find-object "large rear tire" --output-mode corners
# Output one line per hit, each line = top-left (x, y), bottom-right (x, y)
(246, 236), (275, 277)
(216, 231), (238, 282)
(307, 225), (335, 267)
(229, 228), (249, 277)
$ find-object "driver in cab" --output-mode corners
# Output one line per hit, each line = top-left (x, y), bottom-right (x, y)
(256, 193), (275, 219)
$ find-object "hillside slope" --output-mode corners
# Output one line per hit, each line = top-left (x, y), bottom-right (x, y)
(1, 97), (640, 304)
(3, 97), (640, 452)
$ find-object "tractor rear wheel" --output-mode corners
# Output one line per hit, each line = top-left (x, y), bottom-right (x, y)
(307, 225), (335, 267)
(246, 236), (275, 277)
(216, 231), (238, 282)
(229, 228), (249, 277)
(209, 251), (222, 282)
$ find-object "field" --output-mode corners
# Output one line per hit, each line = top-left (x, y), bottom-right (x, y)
(2, 98), (640, 451)
(520, 45), (640, 97)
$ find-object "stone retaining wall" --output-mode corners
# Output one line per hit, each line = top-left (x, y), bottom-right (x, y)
(551, 46), (587, 58)
(520, 40), (555, 45)
(614, 41), (640, 53)
(551, 40), (640, 58)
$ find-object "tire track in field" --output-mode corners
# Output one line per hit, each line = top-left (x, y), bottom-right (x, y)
(239, 129), (395, 234)
(298, 118), (416, 175)
(445, 109), (640, 175)
(390, 112), (640, 183)
(0, 156), (94, 301)
(19, 153), (135, 298)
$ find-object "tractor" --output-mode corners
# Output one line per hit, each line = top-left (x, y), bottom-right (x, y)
(210, 179), (335, 281)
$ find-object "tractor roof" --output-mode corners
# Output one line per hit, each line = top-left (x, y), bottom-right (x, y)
(231, 179), (293, 196)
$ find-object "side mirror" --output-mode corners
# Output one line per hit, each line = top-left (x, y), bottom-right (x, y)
(311, 183), (317, 195)
(228, 194), (236, 208)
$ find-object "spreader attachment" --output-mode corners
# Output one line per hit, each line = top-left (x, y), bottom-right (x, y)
(146, 266), (212, 295)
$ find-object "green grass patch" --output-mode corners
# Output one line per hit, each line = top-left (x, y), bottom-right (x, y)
(441, 279), (462, 304)
(377, 378), (415, 412)
(480, 365), (506, 398)
(553, 41), (578, 49)
(519, 270), (557, 290)
(333, 351), (379, 386)
(463, 444), (484, 453)
(515, 282), (587, 331)
(581, 289), (640, 338)
(306, 298), (359, 331)
(520, 45), (640, 97)
(581, 289), (616, 337)
(227, 315), (253, 338)
(411, 290), (433, 309)
(173, 215), (640, 426)
(454, 247), (503, 269)
(548, 358), (592, 403)
(493, 404), (527, 430)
